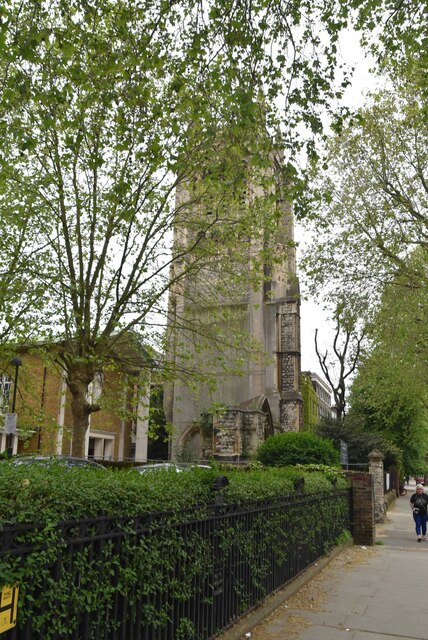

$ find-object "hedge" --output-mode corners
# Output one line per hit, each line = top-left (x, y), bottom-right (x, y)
(0, 461), (348, 525)
(0, 461), (350, 639)
(256, 431), (340, 467)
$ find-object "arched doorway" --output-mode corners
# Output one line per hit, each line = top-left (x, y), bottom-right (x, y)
(179, 426), (203, 461)
(262, 398), (274, 440)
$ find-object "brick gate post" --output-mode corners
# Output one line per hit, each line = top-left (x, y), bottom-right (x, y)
(345, 472), (375, 545)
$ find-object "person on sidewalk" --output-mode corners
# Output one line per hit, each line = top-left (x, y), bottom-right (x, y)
(410, 484), (428, 542)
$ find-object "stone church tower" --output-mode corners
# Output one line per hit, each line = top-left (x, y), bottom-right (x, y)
(164, 150), (303, 461)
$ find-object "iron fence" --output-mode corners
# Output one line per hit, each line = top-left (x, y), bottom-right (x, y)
(0, 489), (352, 640)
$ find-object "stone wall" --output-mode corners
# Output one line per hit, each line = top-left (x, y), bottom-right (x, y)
(369, 449), (385, 523)
(212, 409), (267, 460)
(278, 295), (303, 431)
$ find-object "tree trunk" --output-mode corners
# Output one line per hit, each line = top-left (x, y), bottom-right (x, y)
(67, 366), (96, 458)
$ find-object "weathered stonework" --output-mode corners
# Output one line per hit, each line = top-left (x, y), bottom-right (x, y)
(277, 292), (303, 432)
(166, 153), (303, 460)
(211, 409), (268, 460)
(369, 449), (385, 523)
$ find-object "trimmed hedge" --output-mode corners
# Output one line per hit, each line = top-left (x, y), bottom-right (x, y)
(0, 461), (350, 640)
(0, 463), (217, 525)
(0, 461), (348, 525)
(256, 431), (340, 467)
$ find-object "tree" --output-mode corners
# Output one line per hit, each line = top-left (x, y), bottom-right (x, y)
(348, 368), (428, 477)
(316, 414), (402, 470)
(339, 268), (428, 476)
(300, 80), (428, 323)
(350, 0), (428, 71)
(0, 186), (48, 356)
(295, 1), (428, 470)
(365, 259), (428, 399)
(0, 0), (362, 455)
(314, 304), (365, 421)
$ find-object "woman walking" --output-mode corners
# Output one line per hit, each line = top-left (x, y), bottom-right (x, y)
(410, 484), (428, 542)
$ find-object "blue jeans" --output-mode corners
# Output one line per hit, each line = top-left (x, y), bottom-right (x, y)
(413, 511), (427, 536)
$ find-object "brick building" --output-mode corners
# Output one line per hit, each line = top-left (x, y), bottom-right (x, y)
(302, 371), (334, 424)
(301, 372), (319, 431)
(0, 349), (153, 462)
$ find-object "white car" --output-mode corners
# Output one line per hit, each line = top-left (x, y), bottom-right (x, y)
(134, 462), (211, 474)
(8, 455), (106, 469)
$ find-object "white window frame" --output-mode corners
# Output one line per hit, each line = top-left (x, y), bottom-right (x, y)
(87, 431), (115, 460)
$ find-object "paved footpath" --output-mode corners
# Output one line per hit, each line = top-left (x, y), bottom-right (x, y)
(218, 482), (428, 640)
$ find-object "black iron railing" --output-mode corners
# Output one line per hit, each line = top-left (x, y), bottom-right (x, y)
(0, 489), (352, 640)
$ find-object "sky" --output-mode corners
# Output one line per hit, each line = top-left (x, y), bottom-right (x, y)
(296, 27), (382, 378)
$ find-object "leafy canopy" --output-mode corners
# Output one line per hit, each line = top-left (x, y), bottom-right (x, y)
(345, 269), (428, 475)
(0, 0), (363, 452)
(0, 0), (370, 350)
(300, 81), (428, 322)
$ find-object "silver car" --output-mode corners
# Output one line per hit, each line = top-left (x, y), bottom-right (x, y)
(134, 462), (211, 474)
(9, 455), (106, 469)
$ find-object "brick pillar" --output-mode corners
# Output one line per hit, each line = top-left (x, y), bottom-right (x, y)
(345, 472), (375, 546)
(369, 449), (385, 523)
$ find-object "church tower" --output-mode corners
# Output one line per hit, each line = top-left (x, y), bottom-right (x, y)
(274, 187), (303, 432)
(164, 148), (303, 461)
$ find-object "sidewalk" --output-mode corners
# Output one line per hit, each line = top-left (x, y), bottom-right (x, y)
(218, 482), (428, 640)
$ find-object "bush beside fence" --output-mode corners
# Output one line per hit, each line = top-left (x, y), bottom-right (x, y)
(0, 488), (352, 640)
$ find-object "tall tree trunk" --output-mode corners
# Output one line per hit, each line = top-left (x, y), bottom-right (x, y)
(67, 365), (97, 457)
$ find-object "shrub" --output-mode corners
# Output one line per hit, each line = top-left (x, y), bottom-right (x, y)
(0, 463), (218, 526)
(0, 459), (347, 526)
(256, 431), (340, 467)
(224, 465), (347, 501)
(0, 462), (350, 639)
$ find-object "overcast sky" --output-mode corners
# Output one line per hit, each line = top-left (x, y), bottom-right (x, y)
(297, 27), (382, 378)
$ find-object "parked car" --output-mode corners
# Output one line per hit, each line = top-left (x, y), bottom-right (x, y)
(7, 455), (106, 469)
(416, 475), (426, 485)
(134, 462), (212, 474)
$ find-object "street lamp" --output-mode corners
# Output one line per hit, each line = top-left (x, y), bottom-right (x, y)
(6, 357), (22, 457)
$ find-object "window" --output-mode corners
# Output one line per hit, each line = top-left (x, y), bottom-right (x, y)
(88, 434), (114, 460)
(0, 374), (11, 415)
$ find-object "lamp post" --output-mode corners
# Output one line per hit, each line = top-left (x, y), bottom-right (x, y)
(6, 357), (22, 457)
